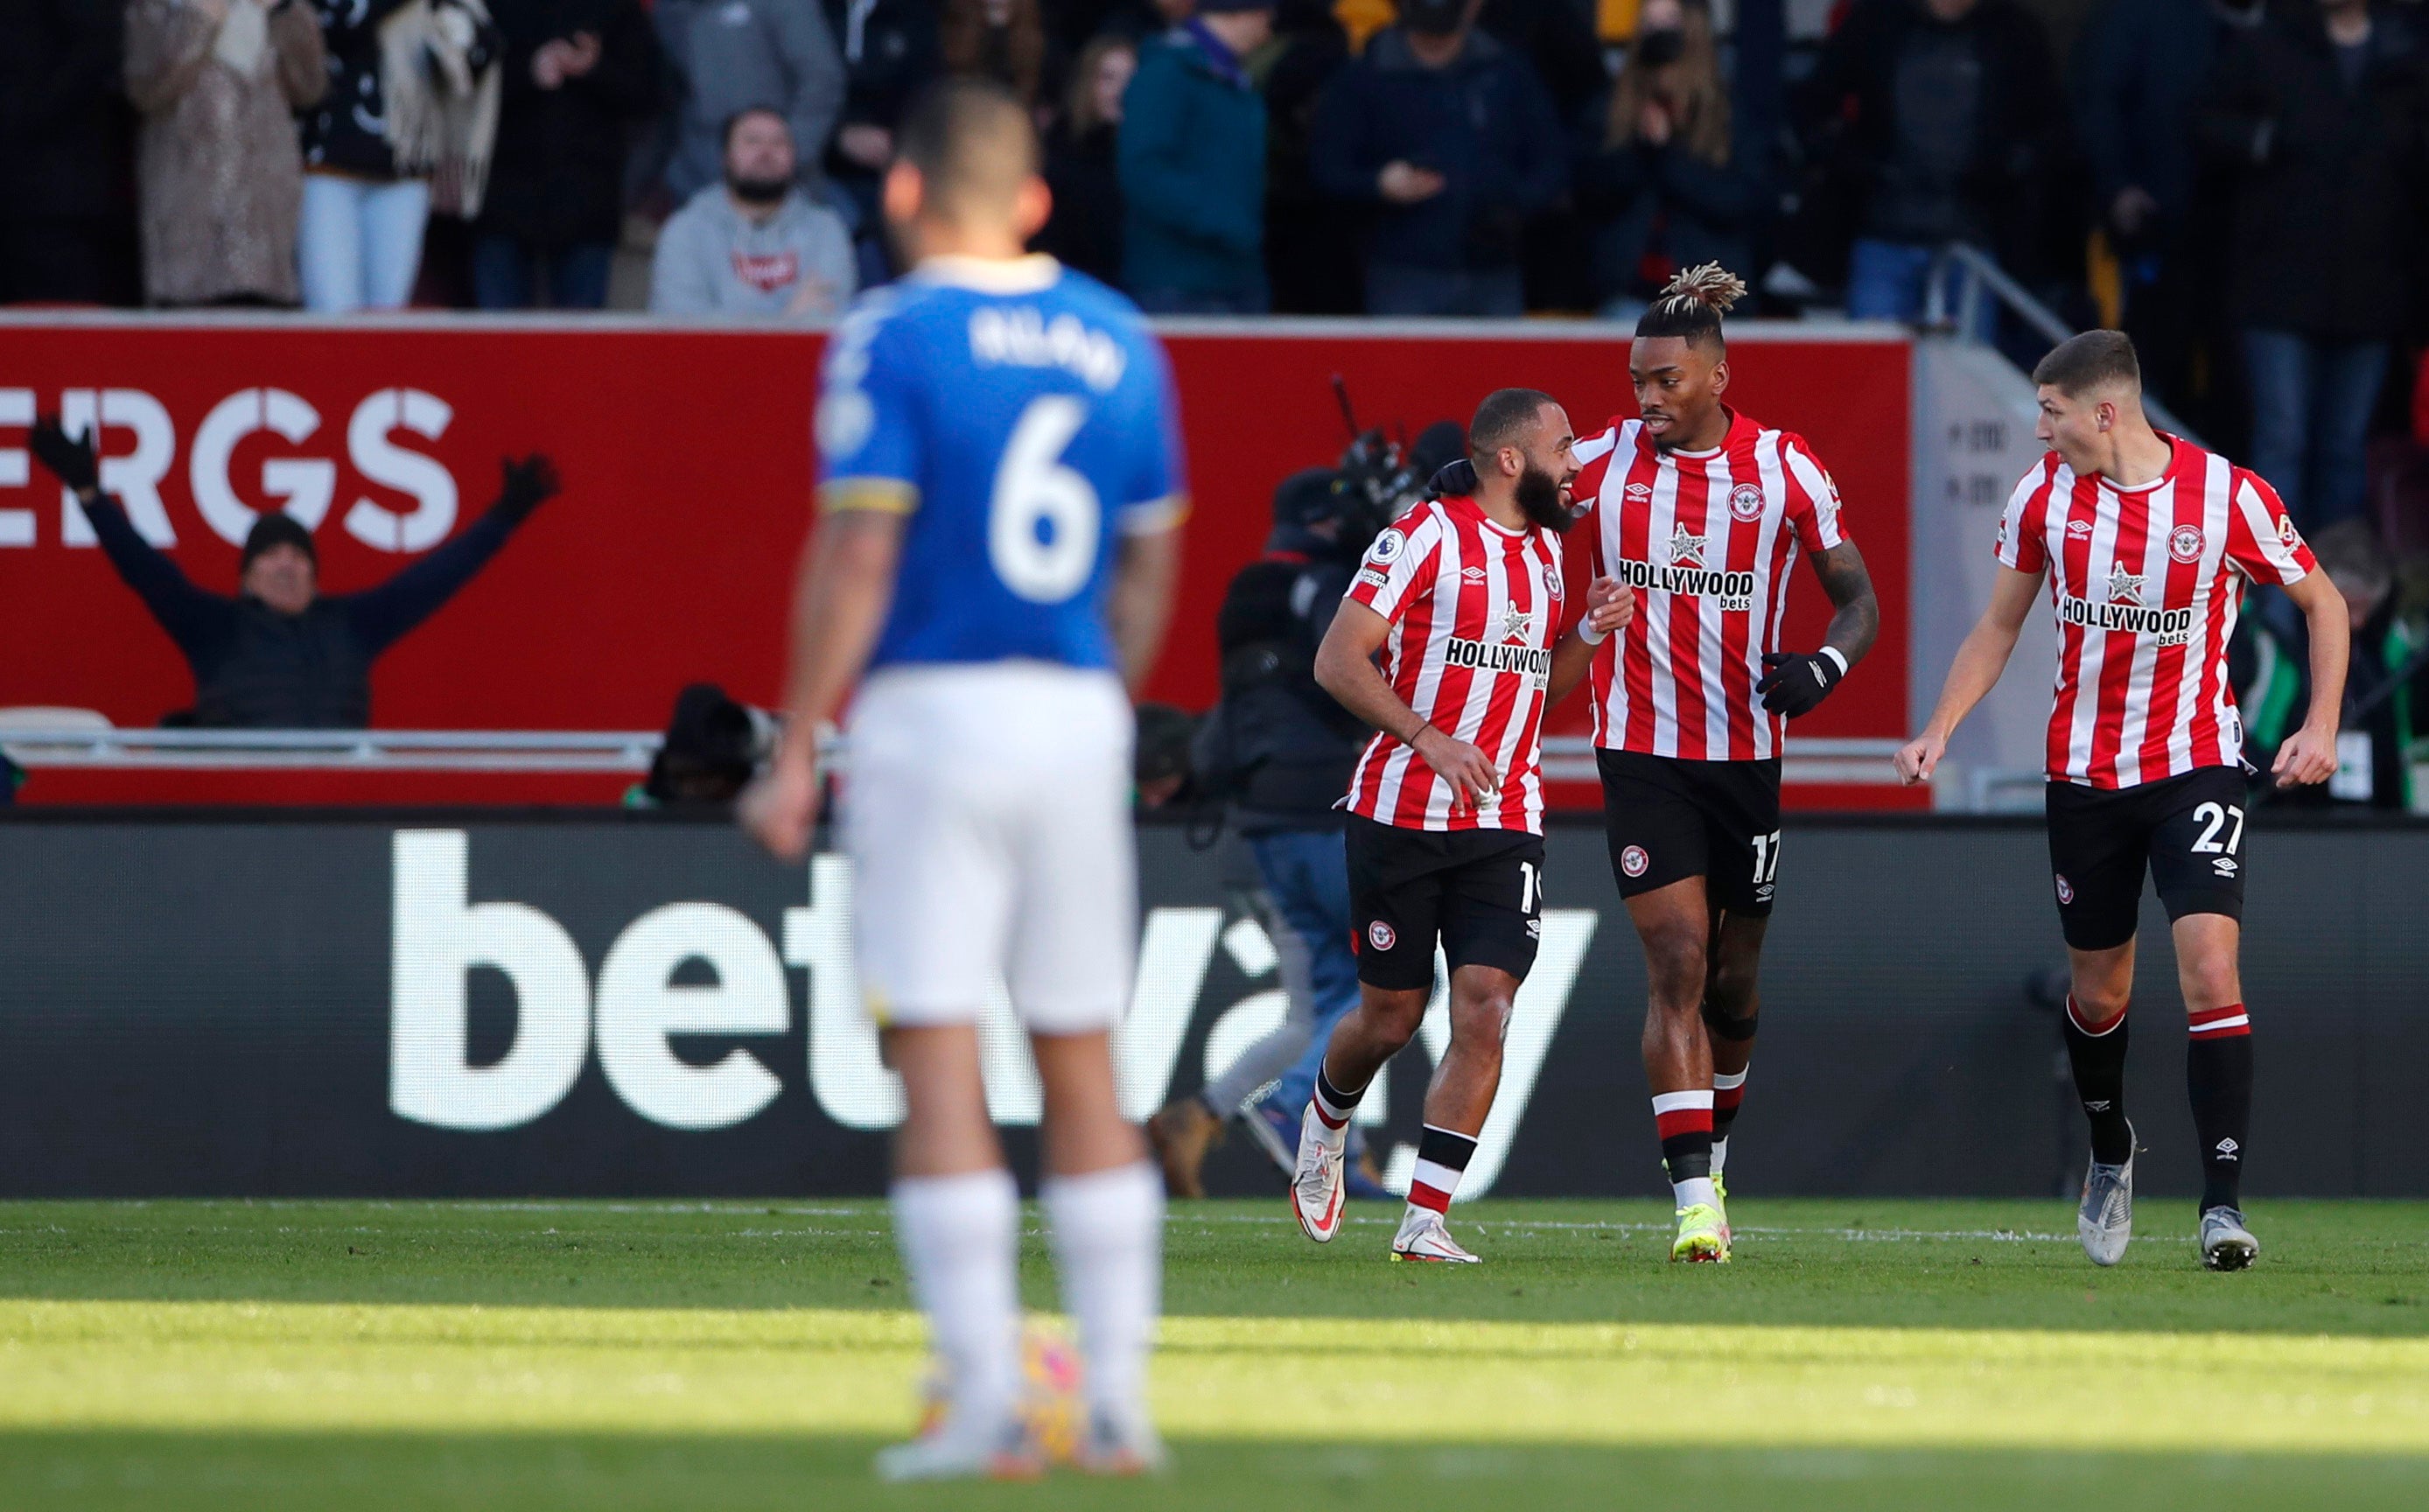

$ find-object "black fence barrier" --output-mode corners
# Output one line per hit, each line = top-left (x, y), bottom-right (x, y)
(3, 811), (2425, 1200)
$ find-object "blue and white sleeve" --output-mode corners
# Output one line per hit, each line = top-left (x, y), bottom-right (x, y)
(815, 298), (921, 516)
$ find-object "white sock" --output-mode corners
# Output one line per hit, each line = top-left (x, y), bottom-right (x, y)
(1710, 1137), (1730, 1178)
(1041, 1161), (1163, 1423)
(1673, 1175), (1718, 1212)
(891, 1169), (1021, 1431)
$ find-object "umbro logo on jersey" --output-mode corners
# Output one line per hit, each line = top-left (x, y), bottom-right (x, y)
(1729, 484), (1765, 522)
(2170, 526), (2205, 564)
(1667, 525), (1709, 566)
(1625, 482), (1653, 499)
(2067, 519), (2095, 539)
(2106, 564), (2146, 606)
(2212, 856), (2239, 877)
(2084, 1099), (2111, 1112)
(1462, 566), (1488, 582)
(2216, 1138), (2240, 1159)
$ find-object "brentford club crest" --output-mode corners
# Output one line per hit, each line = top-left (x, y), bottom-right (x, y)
(1730, 483), (1765, 522)
(1620, 845), (1650, 878)
(2055, 873), (2076, 905)
(2169, 525), (2204, 564)
(1367, 920), (1396, 951)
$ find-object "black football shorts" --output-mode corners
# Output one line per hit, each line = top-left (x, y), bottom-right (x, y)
(1344, 814), (1544, 991)
(2044, 766), (2250, 952)
(1596, 750), (1783, 915)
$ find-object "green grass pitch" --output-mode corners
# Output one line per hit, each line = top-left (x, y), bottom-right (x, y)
(4, 1197), (2428, 1509)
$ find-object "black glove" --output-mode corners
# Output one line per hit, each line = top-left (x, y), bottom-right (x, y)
(28, 415), (100, 495)
(1756, 649), (1844, 718)
(1428, 458), (1477, 499)
(495, 453), (561, 523)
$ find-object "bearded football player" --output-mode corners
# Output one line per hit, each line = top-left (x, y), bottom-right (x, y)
(1897, 330), (2348, 1272)
(1289, 388), (1631, 1263)
(1554, 265), (1880, 1263)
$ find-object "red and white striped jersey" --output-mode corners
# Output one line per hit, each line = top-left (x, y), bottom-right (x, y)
(1341, 494), (1564, 832)
(1572, 410), (1847, 760)
(1995, 437), (2317, 788)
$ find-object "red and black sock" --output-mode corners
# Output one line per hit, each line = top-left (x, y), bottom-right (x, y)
(1407, 1124), (1477, 1214)
(1651, 1090), (1715, 1181)
(2063, 995), (2134, 1166)
(2188, 1004), (2253, 1212)
(1312, 1065), (1362, 1133)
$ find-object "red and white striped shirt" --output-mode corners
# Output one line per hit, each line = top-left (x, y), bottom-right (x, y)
(1995, 437), (2317, 788)
(1342, 494), (1564, 832)
(1572, 410), (1847, 761)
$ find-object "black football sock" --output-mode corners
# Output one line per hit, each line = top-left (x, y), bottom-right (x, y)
(2063, 995), (2134, 1166)
(1312, 1065), (1363, 1133)
(2187, 1004), (2254, 1212)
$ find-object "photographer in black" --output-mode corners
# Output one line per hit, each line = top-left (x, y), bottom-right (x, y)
(1148, 418), (1463, 1197)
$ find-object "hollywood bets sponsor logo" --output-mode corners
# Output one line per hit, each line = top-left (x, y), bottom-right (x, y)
(1611, 527), (1755, 611)
(2059, 565), (2194, 645)
(1444, 636), (1554, 682)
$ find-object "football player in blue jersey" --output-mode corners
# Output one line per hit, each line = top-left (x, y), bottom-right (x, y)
(743, 80), (1186, 1480)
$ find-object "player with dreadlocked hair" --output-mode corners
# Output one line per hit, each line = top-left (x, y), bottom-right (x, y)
(1548, 263), (1881, 1261)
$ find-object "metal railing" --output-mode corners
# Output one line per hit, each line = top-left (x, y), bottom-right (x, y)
(1925, 242), (2202, 444)
(2, 727), (1912, 787)
(0, 728), (661, 773)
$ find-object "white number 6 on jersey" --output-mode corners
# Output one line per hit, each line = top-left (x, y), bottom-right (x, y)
(990, 396), (1100, 603)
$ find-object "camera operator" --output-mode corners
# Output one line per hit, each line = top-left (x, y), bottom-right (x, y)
(1148, 419), (1463, 1198)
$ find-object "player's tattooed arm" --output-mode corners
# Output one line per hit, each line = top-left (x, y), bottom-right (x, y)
(1109, 523), (1184, 698)
(1811, 541), (1880, 669)
(1760, 543), (1880, 718)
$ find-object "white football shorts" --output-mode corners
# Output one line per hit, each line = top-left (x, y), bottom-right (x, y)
(842, 660), (1138, 1034)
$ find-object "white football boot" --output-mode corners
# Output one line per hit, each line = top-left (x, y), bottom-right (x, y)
(2077, 1119), (2136, 1268)
(1291, 1102), (1347, 1242)
(1390, 1206), (1480, 1263)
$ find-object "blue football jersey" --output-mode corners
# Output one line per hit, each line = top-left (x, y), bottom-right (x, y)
(815, 256), (1186, 672)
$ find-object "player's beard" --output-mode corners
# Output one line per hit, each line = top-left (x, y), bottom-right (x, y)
(1516, 464), (1572, 531)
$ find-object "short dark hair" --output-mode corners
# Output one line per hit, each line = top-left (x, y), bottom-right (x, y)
(895, 79), (1040, 221)
(1468, 388), (1558, 461)
(721, 106), (791, 152)
(2032, 330), (2141, 396)
(1635, 262), (1746, 350)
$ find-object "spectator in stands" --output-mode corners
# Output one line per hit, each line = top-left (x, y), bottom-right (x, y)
(654, 0), (843, 202)
(1117, 0), (1270, 313)
(0, 2), (134, 306)
(1798, 0), (2060, 327)
(1478, 0), (1606, 126)
(1261, 0), (1357, 314)
(2198, 0), (2429, 535)
(1574, 0), (1758, 325)
(1036, 32), (1134, 285)
(821, 0), (940, 220)
(1308, 0), (1565, 318)
(941, 0), (1055, 109)
(472, 1), (663, 310)
(123, 0), (327, 308)
(649, 107), (856, 317)
(2071, 0), (2265, 424)
(298, 0), (502, 312)
(26, 416), (559, 729)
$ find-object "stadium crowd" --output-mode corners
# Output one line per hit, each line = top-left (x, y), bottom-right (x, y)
(4, 0), (2428, 794)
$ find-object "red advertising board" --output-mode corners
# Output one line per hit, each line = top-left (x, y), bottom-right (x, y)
(0, 315), (1910, 806)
